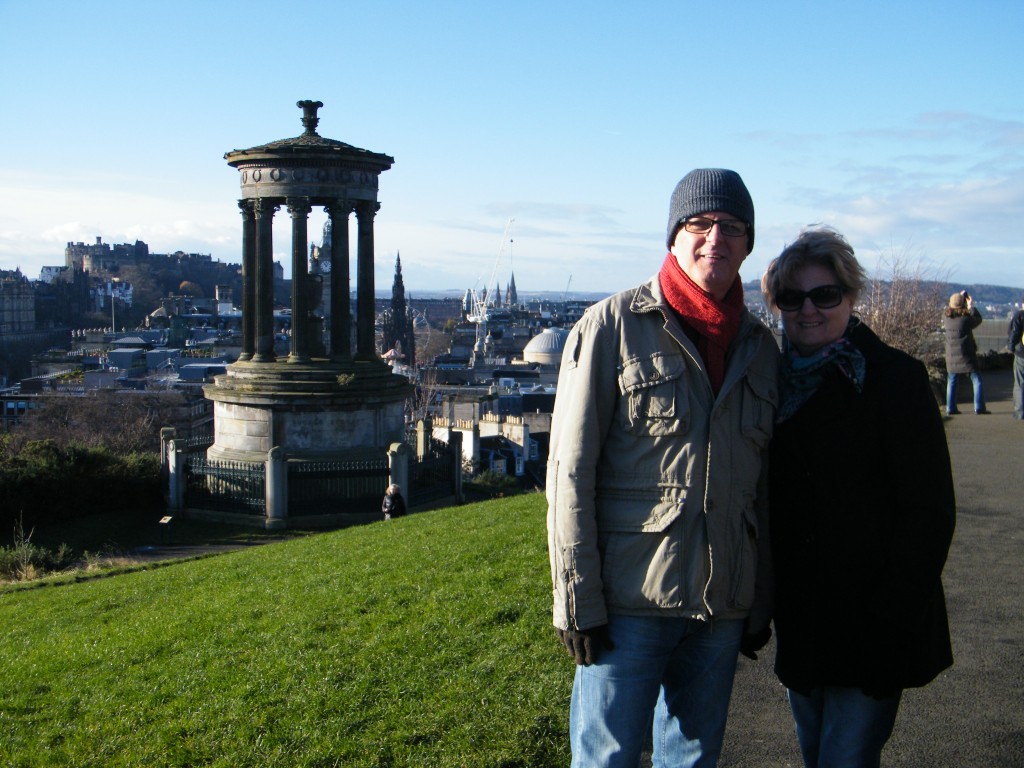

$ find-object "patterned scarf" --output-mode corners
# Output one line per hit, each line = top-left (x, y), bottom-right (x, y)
(777, 321), (867, 423)
(658, 252), (744, 395)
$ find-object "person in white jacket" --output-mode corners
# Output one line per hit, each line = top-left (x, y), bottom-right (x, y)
(547, 169), (779, 768)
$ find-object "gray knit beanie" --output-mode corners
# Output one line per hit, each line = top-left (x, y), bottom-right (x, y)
(666, 168), (755, 253)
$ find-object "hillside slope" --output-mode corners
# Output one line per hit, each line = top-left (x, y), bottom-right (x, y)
(0, 494), (570, 768)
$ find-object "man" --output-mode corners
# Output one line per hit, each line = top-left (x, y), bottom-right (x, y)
(546, 169), (779, 767)
(1008, 302), (1024, 420)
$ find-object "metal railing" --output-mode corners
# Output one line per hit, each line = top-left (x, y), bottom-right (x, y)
(407, 435), (456, 505)
(184, 454), (266, 515)
(169, 423), (460, 523)
(179, 432), (214, 454)
(287, 455), (390, 516)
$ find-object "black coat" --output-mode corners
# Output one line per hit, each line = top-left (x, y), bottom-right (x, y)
(943, 308), (982, 374)
(769, 322), (955, 696)
(382, 492), (406, 519)
(1008, 309), (1024, 359)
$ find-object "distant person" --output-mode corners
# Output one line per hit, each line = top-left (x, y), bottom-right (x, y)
(1008, 303), (1024, 420)
(762, 227), (955, 768)
(547, 169), (779, 767)
(943, 290), (988, 414)
(381, 484), (406, 520)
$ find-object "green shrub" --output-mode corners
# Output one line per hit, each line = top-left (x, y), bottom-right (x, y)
(466, 469), (523, 499)
(0, 515), (74, 582)
(0, 441), (163, 531)
(0, 541), (75, 582)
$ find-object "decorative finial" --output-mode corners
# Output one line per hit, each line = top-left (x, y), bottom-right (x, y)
(297, 100), (324, 136)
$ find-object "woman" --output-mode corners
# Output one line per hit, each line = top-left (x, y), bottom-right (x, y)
(381, 484), (406, 520)
(943, 290), (988, 415)
(761, 227), (955, 768)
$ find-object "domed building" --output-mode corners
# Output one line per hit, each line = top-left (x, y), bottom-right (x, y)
(522, 327), (569, 366)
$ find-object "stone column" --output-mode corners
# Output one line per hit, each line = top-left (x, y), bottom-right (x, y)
(159, 426), (176, 481)
(167, 439), (185, 514)
(287, 197), (312, 363)
(355, 201), (379, 360)
(237, 200), (256, 361)
(253, 198), (279, 362)
(416, 417), (432, 461)
(388, 442), (412, 505)
(450, 430), (464, 503)
(326, 200), (352, 360)
(265, 446), (287, 529)
(469, 423), (480, 470)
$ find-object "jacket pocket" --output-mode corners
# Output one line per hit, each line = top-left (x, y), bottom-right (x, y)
(740, 369), (777, 448)
(601, 528), (683, 610)
(728, 499), (759, 610)
(618, 353), (689, 437)
(596, 482), (687, 533)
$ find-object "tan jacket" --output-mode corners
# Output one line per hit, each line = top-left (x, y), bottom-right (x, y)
(546, 276), (779, 632)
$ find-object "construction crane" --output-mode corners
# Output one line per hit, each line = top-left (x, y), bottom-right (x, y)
(561, 274), (573, 303)
(467, 218), (515, 325)
(467, 218), (515, 366)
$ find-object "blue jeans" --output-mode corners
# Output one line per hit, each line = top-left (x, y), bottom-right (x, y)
(788, 686), (901, 768)
(946, 371), (985, 413)
(1013, 355), (1024, 419)
(569, 614), (744, 768)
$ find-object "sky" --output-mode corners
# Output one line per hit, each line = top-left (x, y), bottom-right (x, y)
(1, 0), (1022, 298)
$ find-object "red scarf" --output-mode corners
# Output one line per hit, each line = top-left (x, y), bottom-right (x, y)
(658, 253), (744, 395)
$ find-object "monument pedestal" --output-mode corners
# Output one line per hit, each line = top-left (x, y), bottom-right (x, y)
(203, 359), (413, 463)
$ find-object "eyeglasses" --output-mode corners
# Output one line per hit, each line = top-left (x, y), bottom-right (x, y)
(775, 284), (846, 312)
(681, 217), (748, 238)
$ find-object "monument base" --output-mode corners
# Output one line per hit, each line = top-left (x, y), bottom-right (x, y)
(203, 358), (413, 463)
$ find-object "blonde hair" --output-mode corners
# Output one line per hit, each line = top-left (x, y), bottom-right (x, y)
(761, 226), (867, 309)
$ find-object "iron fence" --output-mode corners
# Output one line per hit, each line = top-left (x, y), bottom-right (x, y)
(179, 432), (215, 454)
(184, 454), (265, 515)
(408, 436), (456, 506)
(176, 430), (457, 521)
(288, 455), (390, 516)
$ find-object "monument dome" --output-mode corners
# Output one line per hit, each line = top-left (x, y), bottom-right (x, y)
(522, 327), (569, 366)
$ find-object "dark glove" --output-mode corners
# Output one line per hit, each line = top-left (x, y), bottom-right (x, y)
(555, 624), (611, 666)
(740, 624), (772, 661)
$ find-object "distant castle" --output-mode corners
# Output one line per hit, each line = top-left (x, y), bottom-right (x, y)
(0, 237), (248, 384)
(61, 236), (222, 278)
(64, 237), (151, 273)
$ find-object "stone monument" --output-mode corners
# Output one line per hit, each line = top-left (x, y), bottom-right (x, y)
(204, 101), (413, 464)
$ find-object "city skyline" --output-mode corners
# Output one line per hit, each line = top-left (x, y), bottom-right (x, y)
(0, 1), (1021, 295)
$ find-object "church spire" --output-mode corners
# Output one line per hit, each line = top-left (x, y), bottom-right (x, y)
(382, 251), (415, 369)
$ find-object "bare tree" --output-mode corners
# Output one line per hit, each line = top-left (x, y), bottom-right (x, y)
(407, 366), (445, 424)
(416, 321), (452, 366)
(860, 249), (950, 361)
(10, 389), (186, 455)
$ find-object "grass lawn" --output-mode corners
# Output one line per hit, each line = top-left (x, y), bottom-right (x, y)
(0, 493), (572, 767)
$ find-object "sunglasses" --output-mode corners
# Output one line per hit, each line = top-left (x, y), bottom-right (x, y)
(775, 284), (846, 312)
